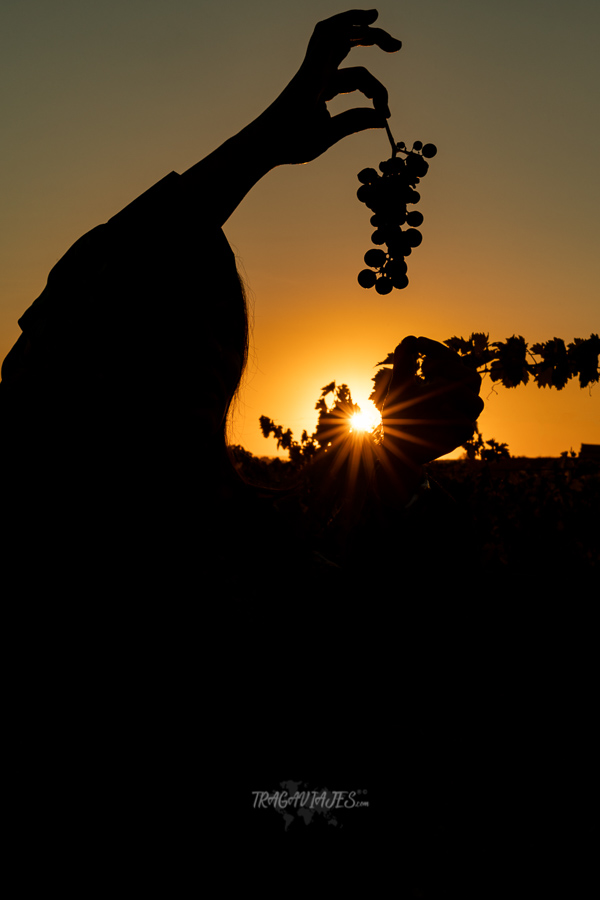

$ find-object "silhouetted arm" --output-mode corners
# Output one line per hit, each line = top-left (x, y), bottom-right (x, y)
(181, 9), (401, 226)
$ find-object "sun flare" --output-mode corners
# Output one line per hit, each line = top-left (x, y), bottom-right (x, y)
(349, 404), (382, 434)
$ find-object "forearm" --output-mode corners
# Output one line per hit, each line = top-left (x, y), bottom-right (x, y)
(180, 113), (280, 227)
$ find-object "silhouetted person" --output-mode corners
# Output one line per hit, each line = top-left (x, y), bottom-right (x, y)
(0, 11), (482, 597)
(1, 10), (486, 886)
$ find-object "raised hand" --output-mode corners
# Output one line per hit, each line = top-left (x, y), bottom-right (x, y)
(262, 9), (402, 165)
(380, 336), (485, 469)
(183, 11), (401, 227)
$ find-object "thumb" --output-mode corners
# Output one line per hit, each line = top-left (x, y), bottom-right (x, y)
(392, 335), (420, 383)
(327, 107), (387, 146)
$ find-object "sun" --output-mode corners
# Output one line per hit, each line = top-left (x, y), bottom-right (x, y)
(349, 404), (382, 434)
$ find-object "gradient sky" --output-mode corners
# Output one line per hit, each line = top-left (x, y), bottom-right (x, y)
(2, 0), (598, 459)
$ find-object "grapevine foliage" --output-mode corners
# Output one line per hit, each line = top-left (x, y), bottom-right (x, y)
(369, 333), (600, 407)
(259, 382), (360, 465)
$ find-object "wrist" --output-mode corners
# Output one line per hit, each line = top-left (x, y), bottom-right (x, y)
(234, 114), (281, 173)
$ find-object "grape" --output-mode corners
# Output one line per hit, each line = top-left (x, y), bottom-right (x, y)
(386, 179), (409, 203)
(357, 184), (375, 206)
(404, 228), (423, 248)
(375, 276), (393, 295)
(391, 272), (409, 290)
(357, 167), (379, 184)
(406, 210), (424, 226)
(364, 248), (387, 268)
(358, 269), (377, 289)
(385, 258), (408, 278)
(386, 228), (408, 255)
(356, 134), (436, 292)
(388, 157), (405, 174)
(406, 155), (429, 178)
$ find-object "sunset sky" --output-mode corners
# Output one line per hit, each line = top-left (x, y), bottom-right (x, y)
(2, 0), (598, 459)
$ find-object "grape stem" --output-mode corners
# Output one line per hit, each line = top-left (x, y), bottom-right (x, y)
(384, 121), (397, 158)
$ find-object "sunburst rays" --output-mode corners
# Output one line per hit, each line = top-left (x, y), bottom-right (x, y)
(316, 377), (462, 494)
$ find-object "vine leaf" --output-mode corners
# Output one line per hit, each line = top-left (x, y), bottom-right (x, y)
(320, 381), (336, 396)
(567, 334), (600, 388)
(489, 336), (529, 388)
(530, 338), (570, 390)
(369, 368), (394, 411)
(444, 332), (494, 371)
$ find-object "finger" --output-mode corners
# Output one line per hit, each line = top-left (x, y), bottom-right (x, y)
(326, 106), (387, 146)
(305, 11), (400, 71)
(307, 9), (380, 66)
(470, 394), (485, 419)
(390, 336), (420, 383)
(316, 9), (380, 31)
(398, 335), (419, 355)
(440, 388), (485, 421)
(417, 336), (483, 392)
(415, 380), (484, 425)
(415, 336), (460, 360)
(434, 385), (485, 423)
(322, 66), (390, 117)
(348, 26), (402, 52)
(421, 357), (482, 391)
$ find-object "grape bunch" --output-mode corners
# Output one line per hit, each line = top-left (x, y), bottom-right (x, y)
(356, 139), (437, 294)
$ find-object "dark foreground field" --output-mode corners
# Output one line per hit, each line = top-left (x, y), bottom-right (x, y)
(427, 455), (599, 578)
(7, 448), (595, 894)
(224, 447), (597, 894)
(231, 446), (599, 586)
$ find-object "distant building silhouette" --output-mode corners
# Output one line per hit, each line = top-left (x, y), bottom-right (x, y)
(579, 443), (600, 459)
